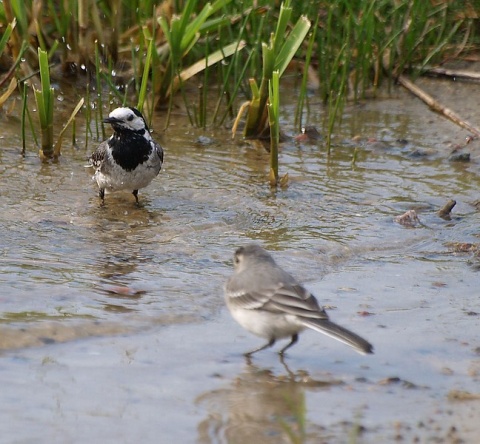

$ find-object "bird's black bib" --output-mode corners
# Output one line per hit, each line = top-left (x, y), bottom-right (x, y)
(110, 129), (151, 172)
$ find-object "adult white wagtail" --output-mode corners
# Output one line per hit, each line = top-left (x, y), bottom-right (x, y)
(225, 244), (374, 357)
(88, 107), (163, 204)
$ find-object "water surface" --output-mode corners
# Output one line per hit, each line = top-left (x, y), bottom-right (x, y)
(1, 78), (479, 442)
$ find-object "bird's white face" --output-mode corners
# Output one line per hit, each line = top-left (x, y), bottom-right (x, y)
(107, 107), (147, 132)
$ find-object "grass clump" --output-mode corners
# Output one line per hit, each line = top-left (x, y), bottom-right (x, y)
(313, 0), (478, 148)
(0, 0), (475, 161)
(238, 0), (311, 139)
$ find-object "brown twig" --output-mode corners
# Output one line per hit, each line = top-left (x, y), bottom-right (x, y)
(398, 74), (480, 138)
(438, 199), (456, 220)
(423, 66), (480, 82)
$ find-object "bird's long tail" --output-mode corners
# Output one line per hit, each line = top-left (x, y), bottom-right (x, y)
(300, 319), (374, 355)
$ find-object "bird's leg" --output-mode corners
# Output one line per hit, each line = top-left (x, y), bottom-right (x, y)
(279, 355), (296, 379)
(279, 333), (298, 355)
(244, 338), (275, 357)
(99, 189), (105, 205)
(132, 189), (139, 204)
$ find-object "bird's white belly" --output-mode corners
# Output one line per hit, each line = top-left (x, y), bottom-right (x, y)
(94, 155), (160, 192)
(229, 308), (305, 339)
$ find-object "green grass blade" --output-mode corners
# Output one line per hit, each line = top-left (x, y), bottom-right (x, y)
(295, 15), (318, 129)
(181, 4), (213, 51)
(9, 0), (28, 37)
(268, 70), (280, 186)
(275, 15), (311, 76)
(38, 48), (52, 117)
(169, 40), (246, 93)
(34, 48), (54, 158)
(272, 0), (292, 55)
(177, 0), (198, 39)
(21, 81), (27, 156)
(0, 19), (15, 55)
(53, 98), (85, 157)
(137, 29), (155, 113)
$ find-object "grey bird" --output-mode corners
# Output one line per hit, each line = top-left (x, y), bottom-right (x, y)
(225, 244), (374, 357)
(88, 107), (163, 204)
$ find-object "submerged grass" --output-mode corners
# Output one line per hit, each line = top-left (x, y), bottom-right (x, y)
(0, 0), (477, 160)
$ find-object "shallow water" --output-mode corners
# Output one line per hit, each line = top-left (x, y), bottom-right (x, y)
(1, 78), (479, 442)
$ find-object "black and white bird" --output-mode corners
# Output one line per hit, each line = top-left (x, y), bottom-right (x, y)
(225, 244), (374, 357)
(88, 107), (164, 204)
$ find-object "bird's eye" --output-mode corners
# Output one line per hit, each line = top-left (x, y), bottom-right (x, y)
(233, 254), (240, 265)
(127, 114), (134, 121)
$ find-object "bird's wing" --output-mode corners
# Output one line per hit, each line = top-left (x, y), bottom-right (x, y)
(89, 140), (109, 169)
(227, 282), (329, 320)
(265, 284), (329, 320)
(226, 288), (271, 310)
(152, 140), (164, 163)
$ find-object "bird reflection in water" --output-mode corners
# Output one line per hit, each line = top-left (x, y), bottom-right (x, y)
(196, 358), (342, 443)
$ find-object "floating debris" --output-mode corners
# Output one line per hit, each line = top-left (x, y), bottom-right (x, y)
(357, 311), (375, 317)
(103, 285), (147, 298)
(447, 390), (480, 401)
(195, 135), (215, 146)
(438, 199), (456, 220)
(378, 376), (419, 389)
(294, 125), (322, 143)
(394, 209), (421, 227)
(444, 242), (478, 253)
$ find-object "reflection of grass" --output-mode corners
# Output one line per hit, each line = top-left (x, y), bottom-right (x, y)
(277, 394), (367, 444)
(277, 391), (307, 444)
(348, 409), (365, 444)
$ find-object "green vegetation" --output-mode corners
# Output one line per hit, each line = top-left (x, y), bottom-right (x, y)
(0, 0), (477, 161)
(277, 390), (307, 444)
(268, 70), (280, 187)
(31, 48), (83, 159)
(238, 0), (311, 139)
(33, 48), (54, 159)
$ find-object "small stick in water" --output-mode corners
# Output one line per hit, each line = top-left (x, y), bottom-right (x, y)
(438, 199), (456, 220)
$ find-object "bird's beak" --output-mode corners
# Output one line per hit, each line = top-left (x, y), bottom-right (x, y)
(103, 116), (122, 124)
